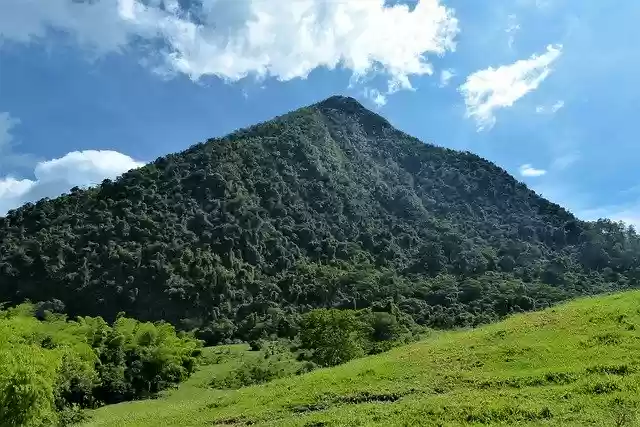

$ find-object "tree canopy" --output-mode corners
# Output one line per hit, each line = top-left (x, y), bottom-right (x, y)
(1, 96), (639, 344)
(0, 302), (201, 426)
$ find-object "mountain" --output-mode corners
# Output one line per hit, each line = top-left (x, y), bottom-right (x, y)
(85, 290), (640, 426)
(1, 96), (639, 343)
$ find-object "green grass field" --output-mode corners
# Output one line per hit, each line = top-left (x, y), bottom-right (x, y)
(83, 291), (640, 426)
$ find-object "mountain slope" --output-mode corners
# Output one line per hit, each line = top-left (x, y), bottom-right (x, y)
(1, 96), (639, 341)
(84, 290), (640, 426)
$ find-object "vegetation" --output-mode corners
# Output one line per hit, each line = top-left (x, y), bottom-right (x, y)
(83, 290), (640, 426)
(299, 309), (366, 367)
(208, 306), (420, 389)
(207, 341), (310, 389)
(3, 96), (640, 425)
(0, 300), (413, 426)
(0, 303), (201, 426)
(298, 306), (420, 366)
(1, 96), (638, 344)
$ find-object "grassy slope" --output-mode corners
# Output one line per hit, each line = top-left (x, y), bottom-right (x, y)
(84, 291), (640, 426)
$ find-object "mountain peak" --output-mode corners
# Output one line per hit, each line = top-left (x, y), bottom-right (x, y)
(4, 93), (632, 353)
(317, 95), (365, 111)
(315, 95), (391, 131)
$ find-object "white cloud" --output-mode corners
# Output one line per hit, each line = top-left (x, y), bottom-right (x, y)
(0, 0), (135, 52)
(0, 150), (144, 215)
(535, 100), (565, 114)
(0, 0), (459, 94)
(550, 100), (565, 112)
(519, 163), (547, 177)
(459, 44), (562, 131)
(0, 177), (34, 201)
(506, 14), (520, 49)
(439, 68), (455, 87)
(363, 88), (387, 108)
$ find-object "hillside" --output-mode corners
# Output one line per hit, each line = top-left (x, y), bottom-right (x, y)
(84, 290), (640, 426)
(1, 96), (639, 342)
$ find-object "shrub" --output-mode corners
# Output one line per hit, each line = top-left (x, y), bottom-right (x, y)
(209, 340), (313, 389)
(297, 307), (420, 366)
(299, 309), (366, 367)
(55, 351), (100, 409)
(0, 347), (59, 427)
(0, 303), (203, 423)
(359, 310), (416, 354)
(210, 355), (287, 389)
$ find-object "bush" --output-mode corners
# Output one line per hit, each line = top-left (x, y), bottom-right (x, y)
(210, 357), (286, 389)
(297, 307), (420, 366)
(57, 405), (89, 427)
(0, 348), (59, 427)
(299, 309), (366, 367)
(55, 351), (100, 409)
(209, 340), (313, 389)
(359, 310), (411, 354)
(0, 303), (203, 423)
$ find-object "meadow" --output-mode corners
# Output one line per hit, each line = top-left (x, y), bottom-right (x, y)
(83, 290), (640, 426)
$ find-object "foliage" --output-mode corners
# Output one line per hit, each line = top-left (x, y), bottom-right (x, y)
(298, 308), (366, 366)
(209, 355), (289, 389)
(208, 340), (314, 389)
(202, 306), (412, 391)
(359, 308), (419, 354)
(0, 347), (59, 427)
(297, 306), (419, 366)
(0, 303), (202, 426)
(83, 290), (640, 427)
(2, 96), (640, 343)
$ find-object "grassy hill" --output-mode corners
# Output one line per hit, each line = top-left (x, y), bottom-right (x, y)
(84, 290), (640, 426)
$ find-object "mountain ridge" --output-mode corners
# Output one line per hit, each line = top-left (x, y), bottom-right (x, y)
(0, 96), (637, 343)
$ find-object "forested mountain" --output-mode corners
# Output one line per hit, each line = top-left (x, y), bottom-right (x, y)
(1, 96), (639, 344)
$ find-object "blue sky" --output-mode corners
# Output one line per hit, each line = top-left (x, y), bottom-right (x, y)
(0, 0), (639, 226)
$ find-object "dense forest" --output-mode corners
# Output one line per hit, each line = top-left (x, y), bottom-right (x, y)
(1, 96), (639, 344)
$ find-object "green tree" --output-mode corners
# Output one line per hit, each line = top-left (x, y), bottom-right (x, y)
(299, 309), (365, 366)
(0, 348), (58, 427)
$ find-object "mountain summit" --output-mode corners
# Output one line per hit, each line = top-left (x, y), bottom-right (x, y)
(1, 97), (638, 343)
(316, 95), (386, 118)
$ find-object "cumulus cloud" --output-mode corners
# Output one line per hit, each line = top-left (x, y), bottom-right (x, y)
(363, 88), (387, 108)
(459, 44), (562, 131)
(0, 0), (134, 52)
(439, 68), (455, 87)
(0, 177), (33, 201)
(519, 163), (547, 177)
(535, 100), (565, 114)
(0, 150), (144, 215)
(0, 0), (459, 94)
